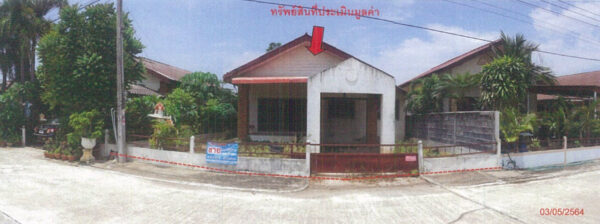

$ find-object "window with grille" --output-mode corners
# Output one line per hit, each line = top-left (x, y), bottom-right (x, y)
(257, 98), (306, 132)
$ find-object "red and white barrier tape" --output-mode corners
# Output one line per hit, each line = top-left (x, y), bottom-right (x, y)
(109, 152), (501, 181)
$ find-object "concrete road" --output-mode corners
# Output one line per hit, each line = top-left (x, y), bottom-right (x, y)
(0, 147), (598, 224)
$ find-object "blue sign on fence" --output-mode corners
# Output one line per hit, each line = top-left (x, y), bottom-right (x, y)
(206, 142), (238, 165)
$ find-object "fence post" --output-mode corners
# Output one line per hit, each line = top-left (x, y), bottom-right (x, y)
(21, 125), (26, 147)
(418, 140), (424, 173)
(494, 111), (501, 167)
(563, 136), (567, 167)
(105, 129), (109, 145)
(190, 136), (195, 154)
(306, 141), (311, 176)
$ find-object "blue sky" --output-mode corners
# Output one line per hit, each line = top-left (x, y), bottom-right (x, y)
(58, 0), (600, 84)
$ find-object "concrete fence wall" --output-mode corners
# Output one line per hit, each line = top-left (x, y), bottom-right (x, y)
(99, 144), (308, 176)
(502, 146), (600, 169)
(407, 111), (498, 149)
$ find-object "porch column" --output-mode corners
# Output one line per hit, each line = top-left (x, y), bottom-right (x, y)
(366, 95), (379, 144)
(380, 88), (396, 153)
(237, 85), (249, 141)
(306, 83), (320, 153)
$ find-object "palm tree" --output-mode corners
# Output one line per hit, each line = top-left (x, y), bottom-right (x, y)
(436, 72), (481, 111)
(493, 32), (556, 86)
(0, 0), (65, 84)
(406, 74), (443, 114)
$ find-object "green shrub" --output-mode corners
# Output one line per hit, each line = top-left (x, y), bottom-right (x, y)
(67, 110), (105, 145)
(126, 95), (159, 135)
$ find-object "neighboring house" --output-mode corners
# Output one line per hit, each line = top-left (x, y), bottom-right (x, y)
(398, 40), (536, 113)
(224, 34), (403, 150)
(535, 70), (600, 110)
(130, 57), (191, 96)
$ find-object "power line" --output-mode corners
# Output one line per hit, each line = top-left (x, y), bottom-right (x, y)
(540, 0), (600, 24)
(513, 0), (600, 29)
(557, 0), (600, 19)
(242, 0), (600, 62)
(446, 0), (600, 46)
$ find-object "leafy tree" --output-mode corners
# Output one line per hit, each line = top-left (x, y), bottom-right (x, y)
(406, 74), (443, 114)
(200, 98), (236, 134)
(0, 83), (25, 141)
(266, 42), (281, 52)
(37, 3), (144, 119)
(567, 101), (600, 139)
(126, 95), (159, 135)
(480, 55), (529, 110)
(178, 72), (220, 105)
(163, 88), (199, 129)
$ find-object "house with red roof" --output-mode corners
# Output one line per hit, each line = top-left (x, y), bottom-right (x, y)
(130, 57), (191, 96)
(535, 70), (600, 111)
(224, 33), (402, 151)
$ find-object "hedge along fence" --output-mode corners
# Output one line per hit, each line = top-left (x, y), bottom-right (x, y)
(407, 111), (499, 148)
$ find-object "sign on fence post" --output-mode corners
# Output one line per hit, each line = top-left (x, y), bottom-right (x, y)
(206, 142), (238, 165)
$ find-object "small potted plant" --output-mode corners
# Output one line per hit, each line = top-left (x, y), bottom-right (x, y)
(53, 147), (61, 159)
(68, 110), (104, 164)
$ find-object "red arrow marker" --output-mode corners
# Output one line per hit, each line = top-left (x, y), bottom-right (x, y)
(307, 26), (324, 55)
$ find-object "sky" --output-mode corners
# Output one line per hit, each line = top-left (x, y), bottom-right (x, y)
(51, 0), (600, 85)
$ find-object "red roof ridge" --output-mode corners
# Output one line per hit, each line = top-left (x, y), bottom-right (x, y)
(399, 39), (502, 88)
(223, 33), (353, 83)
(139, 57), (192, 81)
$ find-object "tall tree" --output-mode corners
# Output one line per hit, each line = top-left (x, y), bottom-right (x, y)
(0, 0), (65, 86)
(493, 32), (556, 86)
(37, 3), (144, 118)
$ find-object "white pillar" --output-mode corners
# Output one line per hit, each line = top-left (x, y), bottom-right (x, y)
(189, 136), (195, 153)
(306, 81), (320, 153)
(380, 90), (396, 153)
(305, 141), (311, 176)
(494, 111), (501, 167)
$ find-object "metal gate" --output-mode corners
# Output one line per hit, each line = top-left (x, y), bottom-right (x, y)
(310, 153), (419, 174)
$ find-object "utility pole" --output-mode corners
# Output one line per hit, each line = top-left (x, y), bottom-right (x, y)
(116, 0), (126, 162)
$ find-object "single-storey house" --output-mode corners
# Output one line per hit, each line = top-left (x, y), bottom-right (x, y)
(398, 40), (540, 113)
(535, 70), (600, 111)
(130, 57), (191, 96)
(224, 34), (404, 152)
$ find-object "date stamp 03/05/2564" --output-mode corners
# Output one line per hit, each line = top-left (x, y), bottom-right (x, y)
(540, 208), (584, 216)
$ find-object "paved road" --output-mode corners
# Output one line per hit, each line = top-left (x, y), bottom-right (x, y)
(0, 147), (598, 223)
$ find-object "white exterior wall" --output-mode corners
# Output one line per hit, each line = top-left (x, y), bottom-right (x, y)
(307, 58), (396, 152)
(138, 72), (161, 91)
(246, 43), (344, 78)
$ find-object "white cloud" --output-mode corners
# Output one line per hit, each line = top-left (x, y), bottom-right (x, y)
(529, 2), (600, 75)
(367, 24), (496, 85)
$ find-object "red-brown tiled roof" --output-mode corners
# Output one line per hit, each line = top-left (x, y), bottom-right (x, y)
(223, 34), (353, 83)
(399, 39), (502, 88)
(554, 70), (600, 87)
(129, 84), (162, 96)
(140, 57), (191, 81)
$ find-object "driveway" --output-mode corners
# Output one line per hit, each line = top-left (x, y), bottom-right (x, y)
(0, 147), (598, 223)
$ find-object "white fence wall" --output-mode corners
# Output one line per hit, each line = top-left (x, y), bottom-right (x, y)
(423, 153), (500, 173)
(503, 146), (600, 169)
(100, 144), (308, 176)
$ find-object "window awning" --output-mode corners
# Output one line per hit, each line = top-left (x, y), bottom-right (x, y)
(231, 77), (308, 84)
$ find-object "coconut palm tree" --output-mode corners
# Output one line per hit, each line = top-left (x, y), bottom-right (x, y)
(493, 32), (556, 86)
